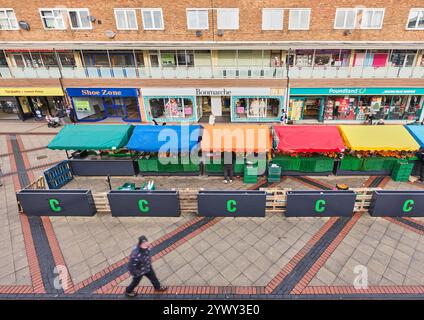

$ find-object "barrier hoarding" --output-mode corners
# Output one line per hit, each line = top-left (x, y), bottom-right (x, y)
(369, 190), (424, 217)
(69, 159), (138, 176)
(108, 190), (180, 217)
(285, 190), (356, 217)
(16, 189), (96, 216)
(198, 190), (266, 217)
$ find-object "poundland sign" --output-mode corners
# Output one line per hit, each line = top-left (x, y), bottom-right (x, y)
(290, 87), (424, 96)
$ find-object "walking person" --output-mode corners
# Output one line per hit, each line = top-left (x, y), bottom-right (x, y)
(67, 106), (77, 124)
(222, 151), (236, 184)
(125, 235), (167, 297)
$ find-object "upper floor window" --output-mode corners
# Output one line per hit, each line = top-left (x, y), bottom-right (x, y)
(186, 9), (209, 30)
(334, 8), (356, 29)
(0, 9), (18, 30)
(141, 9), (164, 30)
(361, 8), (384, 29)
(262, 8), (283, 30)
(68, 8), (92, 29)
(114, 9), (138, 30)
(288, 9), (310, 30)
(407, 8), (424, 30)
(40, 9), (66, 30)
(217, 8), (239, 30)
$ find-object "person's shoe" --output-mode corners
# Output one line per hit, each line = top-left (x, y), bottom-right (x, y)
(229, 180), (233, 183)
(155, 286), (168, 292)
(223, 180), (228, 184)
(125, 291), (138, 297)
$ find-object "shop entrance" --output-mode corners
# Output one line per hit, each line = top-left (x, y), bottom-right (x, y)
(104, 97), (126, 118)
(288, 97), (324, 121)
(198, 96), (231, 122)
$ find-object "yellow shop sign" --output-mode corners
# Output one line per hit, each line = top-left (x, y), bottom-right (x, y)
(0, 87), (64, 96)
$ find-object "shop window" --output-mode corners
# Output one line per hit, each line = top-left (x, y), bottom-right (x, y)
(186, 9), (208, 30)
(84, 52), (109, 67)
(73, 97), (105, 120)
(149, 51), (160, 67)
(0, 97), (21, 120)
(141, 9), (164, 30)
(360, 9), (384, 29)
(234, 97), (280, 119)
(295, 51), (313, 66)
(390, 50), (417, 67)
(135, 51), (145, 66)
(148, 97), (194, 120)
(161, 51), (176, 67)
(0, 51), (7, 66)
(177, 50), (194, 66)
(68, 9), (92, 30)
(262, 9), (283, 30)
(0, 9), (18, 30)
(110, 52), (134, 67)
(334, 9), (356, 29)
(58, 52), (76, 67)
(407, 8), (424, 30)
(288, 9), (310, 30)
(40, 9), (66, 30)
(324, 97), (358, 120)
(114, 9), (138, 30)
(217, 9), (239, 30)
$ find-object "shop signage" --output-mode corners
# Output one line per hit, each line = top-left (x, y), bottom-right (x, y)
(369, 190), (424, 217)
(107, 190), (180, 217)
(0, 87), (64, 96)
(290, 87), (424, 96)
(66, 88), (139, 97)
(198, 190), (266, 217)
(196, 88), (232, 96)
(16, 189), (96, 216)
(285, 190), (356, 217)
(142, 88), (278, 96)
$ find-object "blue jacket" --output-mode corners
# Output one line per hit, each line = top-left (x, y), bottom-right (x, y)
(128, 246), (152, 276)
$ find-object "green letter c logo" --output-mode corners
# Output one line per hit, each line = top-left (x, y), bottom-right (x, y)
(49, 199), (61, 212)
(403, 199), (414, 213)
(315, 199), (326, 213)
(227, 199), (237, 213)
(138, 199), (150, 213)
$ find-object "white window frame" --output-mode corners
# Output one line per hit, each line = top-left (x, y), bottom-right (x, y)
(288, 8), (311, 30)
(262, 8), (283, 30)
(360, 8), (385, 29)
(217, 8), (239, 30)
(334, 8), (357, 29)
(39, 8), (66, 30)
(186, 9), (209, 30)
(0, 8), (19, 30)
(141, 8), (164, 30)
(67, 8), (92, 30)
(406, 8), (424, 30)
(114, 8), (138, 30)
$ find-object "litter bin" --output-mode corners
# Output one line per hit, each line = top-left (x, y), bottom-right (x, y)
(268, 163), (281, 183)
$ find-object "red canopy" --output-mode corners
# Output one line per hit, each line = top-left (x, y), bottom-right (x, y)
(274, 125), (345, 153)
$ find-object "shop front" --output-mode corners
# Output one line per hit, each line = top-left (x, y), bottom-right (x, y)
(289, 87), (424, 123)
(0, 87), (65, 120)
(142, 88), (284, 123)
(66, 88), (141, 122)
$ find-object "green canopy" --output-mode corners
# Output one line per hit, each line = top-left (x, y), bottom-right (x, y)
(48, 124), (134, 150)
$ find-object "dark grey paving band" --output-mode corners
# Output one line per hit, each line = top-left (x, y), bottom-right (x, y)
(395, 217), (424, 233)
(293, 176), (333, 190)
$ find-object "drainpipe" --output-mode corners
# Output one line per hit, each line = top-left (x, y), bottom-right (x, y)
(285, 48), (291, 119)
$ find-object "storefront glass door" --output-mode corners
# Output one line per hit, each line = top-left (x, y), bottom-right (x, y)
(104, 97), (126, 118)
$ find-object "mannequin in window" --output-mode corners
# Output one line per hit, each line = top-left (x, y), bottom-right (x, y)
(259, 98), (267, 117)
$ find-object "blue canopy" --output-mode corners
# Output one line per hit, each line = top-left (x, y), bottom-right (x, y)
(126, 125), (202, 152)
(405, 125), (424, 148)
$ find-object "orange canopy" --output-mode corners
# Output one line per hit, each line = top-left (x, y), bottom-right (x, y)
(201, 124), (271, 153)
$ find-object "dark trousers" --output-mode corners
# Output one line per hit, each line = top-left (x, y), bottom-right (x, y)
(224, 164), (234, 181)
(126, 269), (161, 293)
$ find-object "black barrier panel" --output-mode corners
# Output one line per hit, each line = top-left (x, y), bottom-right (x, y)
(108, 190), (180, 217)
(285, 190), (356, 217)
(369, 190), (424, 217)
(70, 159), (138, 176)
(198, 190), (266, 217)
(16, 189), (96, 216)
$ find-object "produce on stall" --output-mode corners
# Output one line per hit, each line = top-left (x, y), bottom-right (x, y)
(200, 124), (271, 181)
(272, 125), (345, 175)
(126, 124), (202, 175)
(48, 124), (137, 176)
(338, 125), (419, 179)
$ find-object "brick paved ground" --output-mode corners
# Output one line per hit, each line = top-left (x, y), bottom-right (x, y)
(1, 128), (424, 299)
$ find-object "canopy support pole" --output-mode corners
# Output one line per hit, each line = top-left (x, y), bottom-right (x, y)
(65, 150), (70, 159)
(107, 175), (112, 191)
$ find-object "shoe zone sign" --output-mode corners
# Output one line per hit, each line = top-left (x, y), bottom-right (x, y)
(285, 190), (357, 217)
(369, 191), (424, 217)
(197, 190), (266, 217)
(107, 190), (180, 217)
(16, 189), (96, 216)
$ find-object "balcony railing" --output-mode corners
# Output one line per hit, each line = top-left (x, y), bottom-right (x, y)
(0, 65), (423, 80)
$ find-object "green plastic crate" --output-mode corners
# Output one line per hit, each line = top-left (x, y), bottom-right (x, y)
(268, 164), (281, 183)
(361, 157), (386, 171)
(391, 161), (414, 181)
(205, 162), (224, 174)
(382, 157), (398, 171)
(339, 156), (363, 171)
(299, 157), (334, 173)
(243, 166), (258, 184)
(272, 155), (301, 171)
(138, 157), (159, 172)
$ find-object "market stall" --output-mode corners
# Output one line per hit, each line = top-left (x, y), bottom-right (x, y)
(48, 124), (137, 176)
(200, 124), (272, 182)
(272, 125), (345, 175)
(126, 124), (202, 175)
(338, 125), (419, 179)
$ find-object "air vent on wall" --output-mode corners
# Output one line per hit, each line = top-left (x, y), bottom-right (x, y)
(343, 29), (352, 36)
(217, 29), (224, 36)
(195, 30), (203, 37)
(18, 21), (30, 31)
(105, 30), (116, 39)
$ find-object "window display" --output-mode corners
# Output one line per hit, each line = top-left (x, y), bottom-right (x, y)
(233, 97), (280, 120)
(148, 97), (195, 120)
(0, 97), (21, 120)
